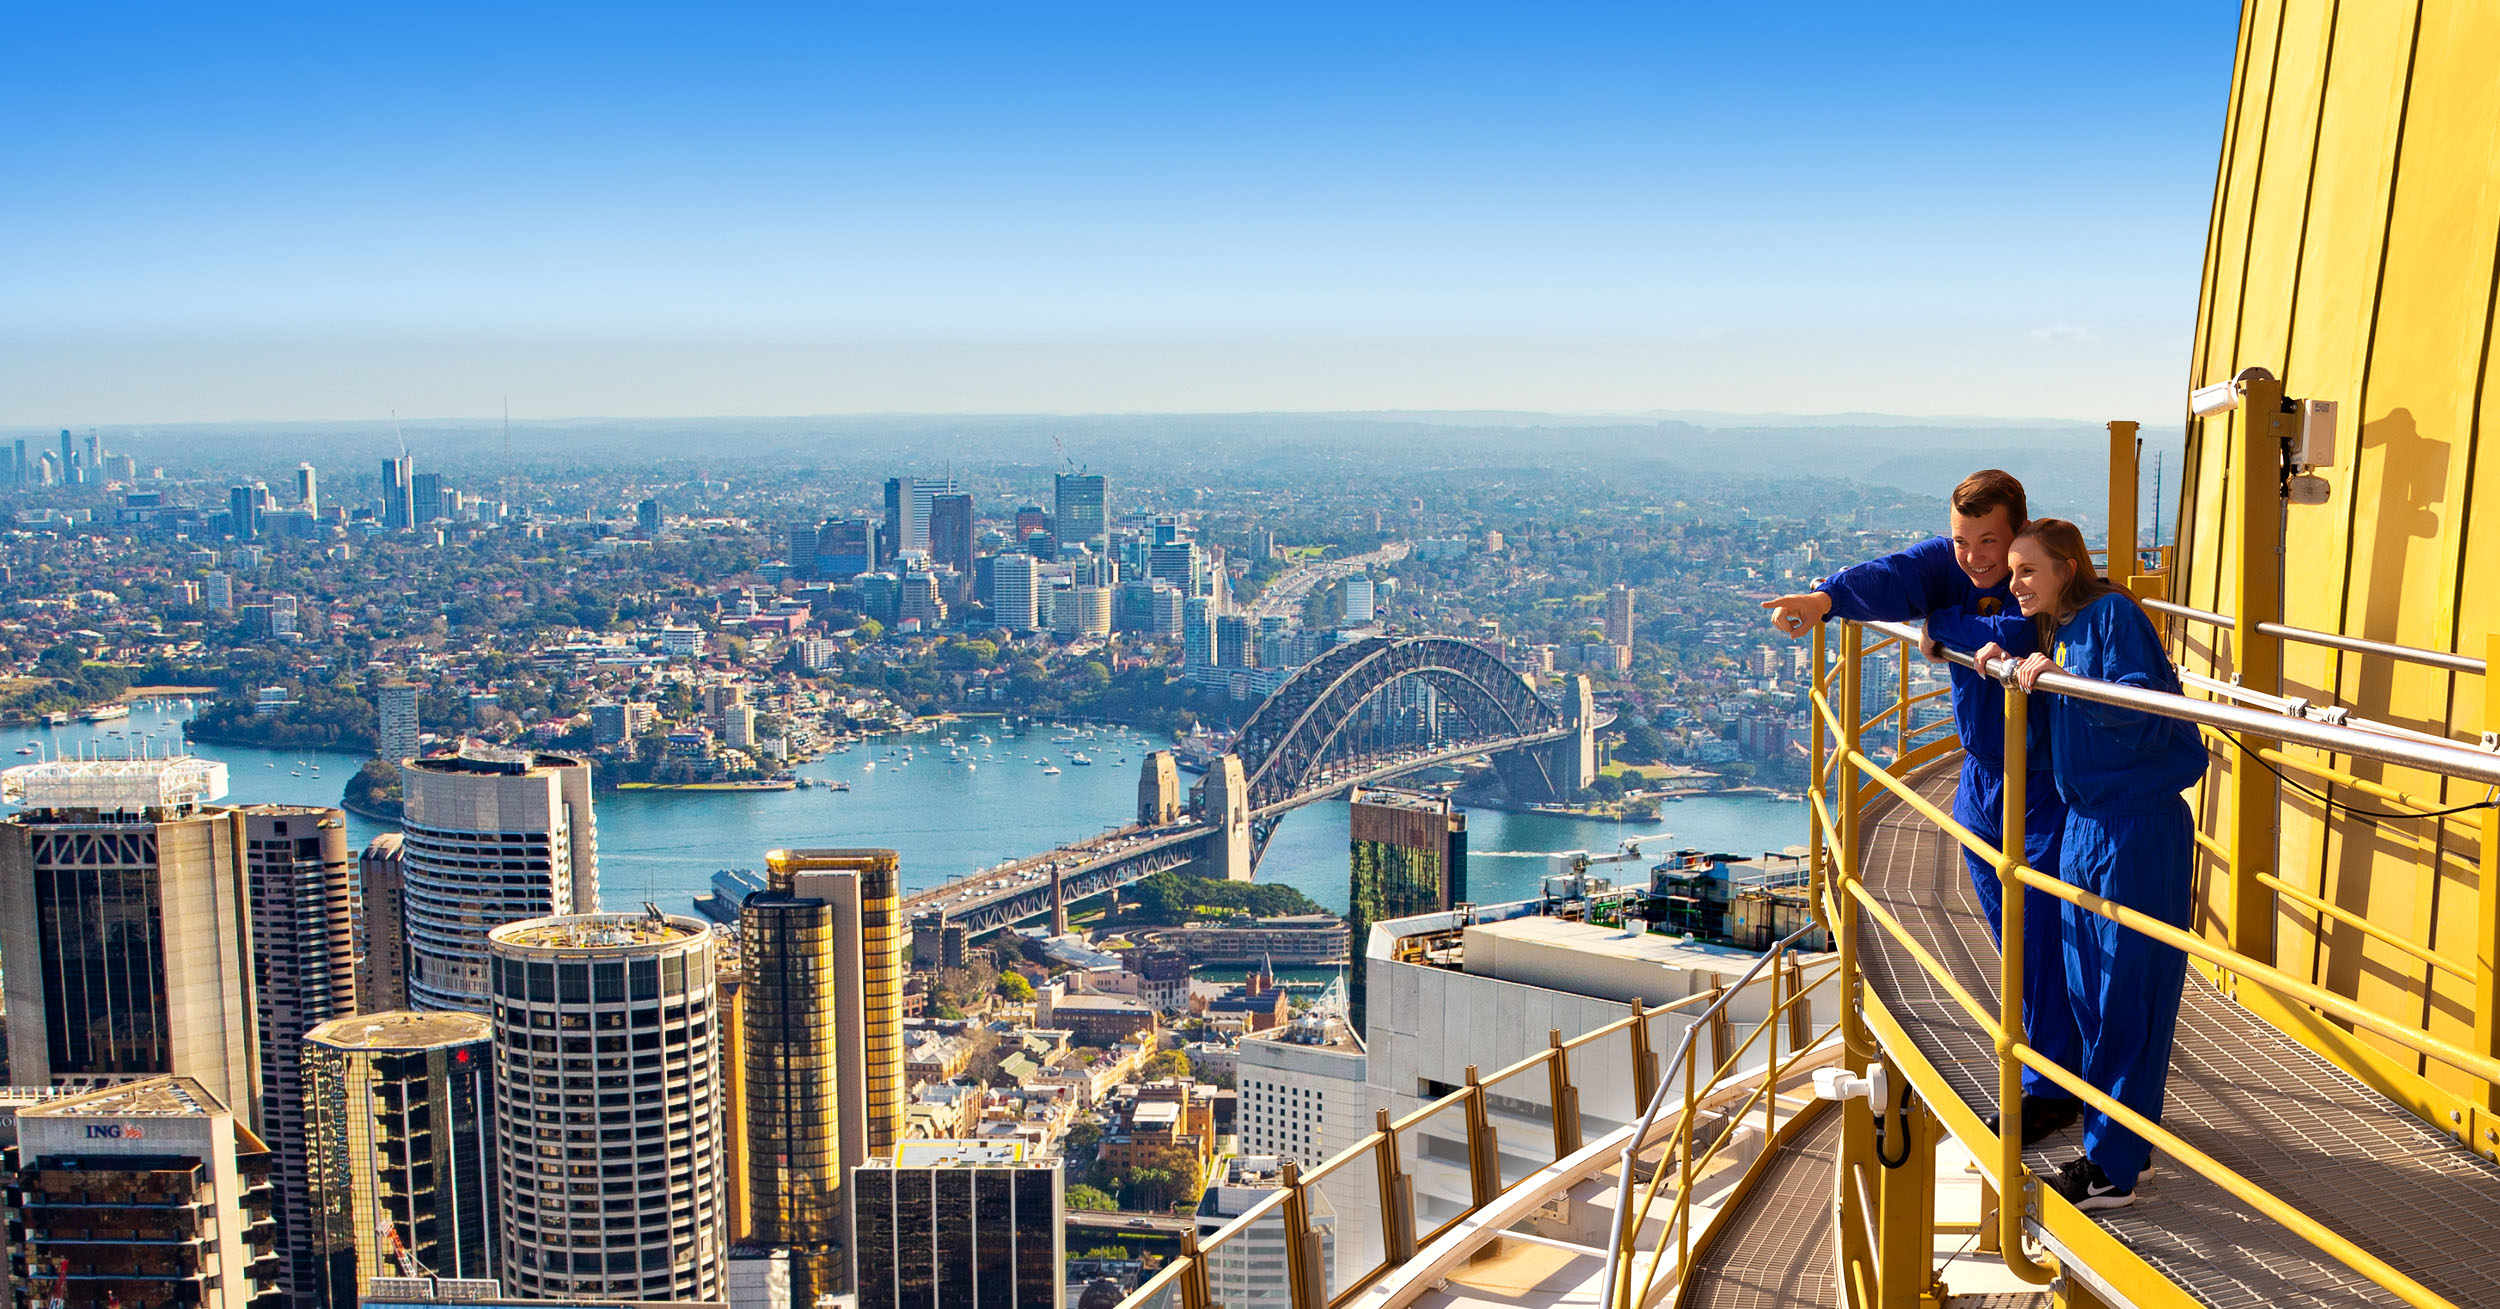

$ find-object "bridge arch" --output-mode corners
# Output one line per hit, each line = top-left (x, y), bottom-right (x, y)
(1216, 636), (1579, 862)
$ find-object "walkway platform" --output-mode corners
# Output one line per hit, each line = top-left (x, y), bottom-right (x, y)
(1857, 764), (2500, 1309)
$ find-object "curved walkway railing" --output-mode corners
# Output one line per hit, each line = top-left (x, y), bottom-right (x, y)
(1809, 615), (2500, 1309)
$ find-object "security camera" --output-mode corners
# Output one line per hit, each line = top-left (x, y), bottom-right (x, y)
(2188, 365), (2279, 418)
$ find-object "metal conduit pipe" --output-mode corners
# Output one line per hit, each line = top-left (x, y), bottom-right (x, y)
(1862, 621), (2500, 788)
(2143, 598), (2490, 677)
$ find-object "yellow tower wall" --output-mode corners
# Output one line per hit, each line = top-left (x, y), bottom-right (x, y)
(2175, 0), (2500, 1112)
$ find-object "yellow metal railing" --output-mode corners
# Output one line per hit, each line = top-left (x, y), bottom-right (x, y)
(1122, 989), (1716, 1309)
(1808, 605), (2500, 1309)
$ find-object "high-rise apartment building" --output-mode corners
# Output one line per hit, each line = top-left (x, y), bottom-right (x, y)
(1215, 614), (1256, 668)
(381, 457), (415, 531)
(851, 1141), (1062, 1309)
(1056, 584), (1112, 639)
(1603, 583), (1635, 648)
(1343, 576), (1377, 625)
(359, 832), (411, 1011)
(296, 462), (319, 515)
(11, 1077), (282, 1309)
(241, 806), (358, 1309)
(0, 756), (261, 1123)
(400, 749), (598, 1013)
(991, 553), (1041, 632)
(637, 498), (663, 539)
(1052, 473), (1107, 563)
(1345, 788), (1467, 1030)
(302, 1010), (498, 1309)
(206, 570), (237, 610)
(488, 914), (726, 1302)
(377, 682), (420, 762)
(740, 849), (906, 1304)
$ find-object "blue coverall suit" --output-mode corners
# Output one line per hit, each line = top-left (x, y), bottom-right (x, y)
(2040, 592), (2209, 1191)
(1816, 536), (2081, 1100)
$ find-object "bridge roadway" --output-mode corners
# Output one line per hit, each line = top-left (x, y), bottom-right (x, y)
(903, 717), (1602, 938)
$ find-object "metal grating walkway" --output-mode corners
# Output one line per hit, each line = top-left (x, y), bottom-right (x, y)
(1679, 1103), (1841, 1309)
(1857, 764), (2500, 1309)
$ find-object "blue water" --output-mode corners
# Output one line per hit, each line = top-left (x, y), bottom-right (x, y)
(9, 705), (1809, 917)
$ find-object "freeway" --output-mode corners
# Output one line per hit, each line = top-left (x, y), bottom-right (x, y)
(1245, 540), (1411, 620)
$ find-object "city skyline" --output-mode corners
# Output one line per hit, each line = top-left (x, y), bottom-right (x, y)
(6, 5), (2235, 425)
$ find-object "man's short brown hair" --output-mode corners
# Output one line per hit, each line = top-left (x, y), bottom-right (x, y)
(1951, 469), (2027, 528)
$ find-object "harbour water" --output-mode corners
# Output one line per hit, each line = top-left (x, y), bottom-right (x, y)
(6, 704), (1809, 918)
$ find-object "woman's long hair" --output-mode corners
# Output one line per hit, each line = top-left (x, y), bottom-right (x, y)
(2017, 517), (2131, 648)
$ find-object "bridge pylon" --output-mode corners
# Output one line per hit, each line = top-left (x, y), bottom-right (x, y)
(1488, 673), (1597, 804)
(1192, 754), (1254, 881)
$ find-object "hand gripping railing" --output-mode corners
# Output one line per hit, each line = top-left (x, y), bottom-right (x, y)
(1598, 918), (1838, 1309)
(1813, 615), (2500, 1309)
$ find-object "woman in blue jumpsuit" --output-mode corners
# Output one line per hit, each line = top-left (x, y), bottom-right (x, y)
(1977, 518), (2207, 1212)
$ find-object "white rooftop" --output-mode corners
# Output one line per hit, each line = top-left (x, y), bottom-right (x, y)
(3, 755), (229, 810)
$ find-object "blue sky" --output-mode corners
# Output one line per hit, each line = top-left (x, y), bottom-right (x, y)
(1, 4), (2242, 423)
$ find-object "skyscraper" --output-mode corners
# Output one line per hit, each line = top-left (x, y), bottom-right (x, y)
(302, 1010), (498, 1309)
(399, 749), (598, 1013)
(12, 1077), (283, 1309)
(489, 913), (726, 1302)
(741, 849), (907, 1305)
(817, 518), (878, 580)
(377, 681), (421, 761)
(851, 1141), (1063, 1309)
(297, 462), (319, 515)
(359, 832), (411, 1011)
(1052, 472), (1107, 564)
(637, 497), (663, 539)
(380, 456), (414, 530)
(242, 805), (358, 1309)
(881, 478), (905, 567)
(411, 472), (446, 524)
(0, 756), (261, 1123)
(991, 553), (1041, 632)
(1603, 583), (1635, 648)
(926, 492), (975, 578)
(59, 428), (76, 484)
(231, 483), (265, 542)
(1343, 575), (1377, 624)
(1345, 787), (1467, 1030)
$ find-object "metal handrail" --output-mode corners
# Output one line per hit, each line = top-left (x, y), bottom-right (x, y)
(2144, 597), (2491, 676)
(1822, 617), (2500, 1309)
(1598, 918), (1829, 1308)
(1860, 620), (2500, 787)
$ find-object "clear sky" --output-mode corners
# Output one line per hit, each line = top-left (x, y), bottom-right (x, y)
(2, 3), (2241, 425)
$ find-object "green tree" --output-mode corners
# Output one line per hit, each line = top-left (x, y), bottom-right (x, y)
(996, 971), (1035, 1002)
(1064, 1184), (1118, 1212)
(1080, 1245), (1132, 1261)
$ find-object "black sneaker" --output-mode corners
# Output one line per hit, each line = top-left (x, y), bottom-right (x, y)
(2051, 1155), (2135, 1212)
(1983, 1097), (2083, 1146)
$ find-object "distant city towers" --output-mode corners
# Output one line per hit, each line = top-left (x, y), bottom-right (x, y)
(1052, 471), (1108, 564)
(381, 455), (414, 530)
(296, 461), (318, 515)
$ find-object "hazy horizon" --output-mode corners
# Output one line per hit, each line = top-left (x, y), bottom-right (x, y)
(6, 4), (2237, 429)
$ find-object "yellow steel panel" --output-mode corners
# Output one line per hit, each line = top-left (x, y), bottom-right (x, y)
(2321, 0), (2500, 1097)
(2270, 0), (2412, 981)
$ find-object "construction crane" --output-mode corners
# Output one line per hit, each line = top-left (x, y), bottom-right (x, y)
(1051, 433), (1082, 473)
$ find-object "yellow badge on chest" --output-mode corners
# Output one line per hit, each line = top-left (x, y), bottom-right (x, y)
(1976, 597), (2001, 615)
(2055, 642), (2068, 664)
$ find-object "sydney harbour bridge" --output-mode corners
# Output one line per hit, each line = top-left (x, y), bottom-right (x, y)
(902, 635), (1607, 937)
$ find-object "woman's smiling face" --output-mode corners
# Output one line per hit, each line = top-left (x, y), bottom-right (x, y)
(2006, 537), (2067, 618)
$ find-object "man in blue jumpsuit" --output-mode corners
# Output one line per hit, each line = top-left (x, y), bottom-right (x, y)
(1763, 469), (2082, 1143)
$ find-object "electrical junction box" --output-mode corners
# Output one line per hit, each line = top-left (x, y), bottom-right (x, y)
(2296, 398), (2339, 468)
